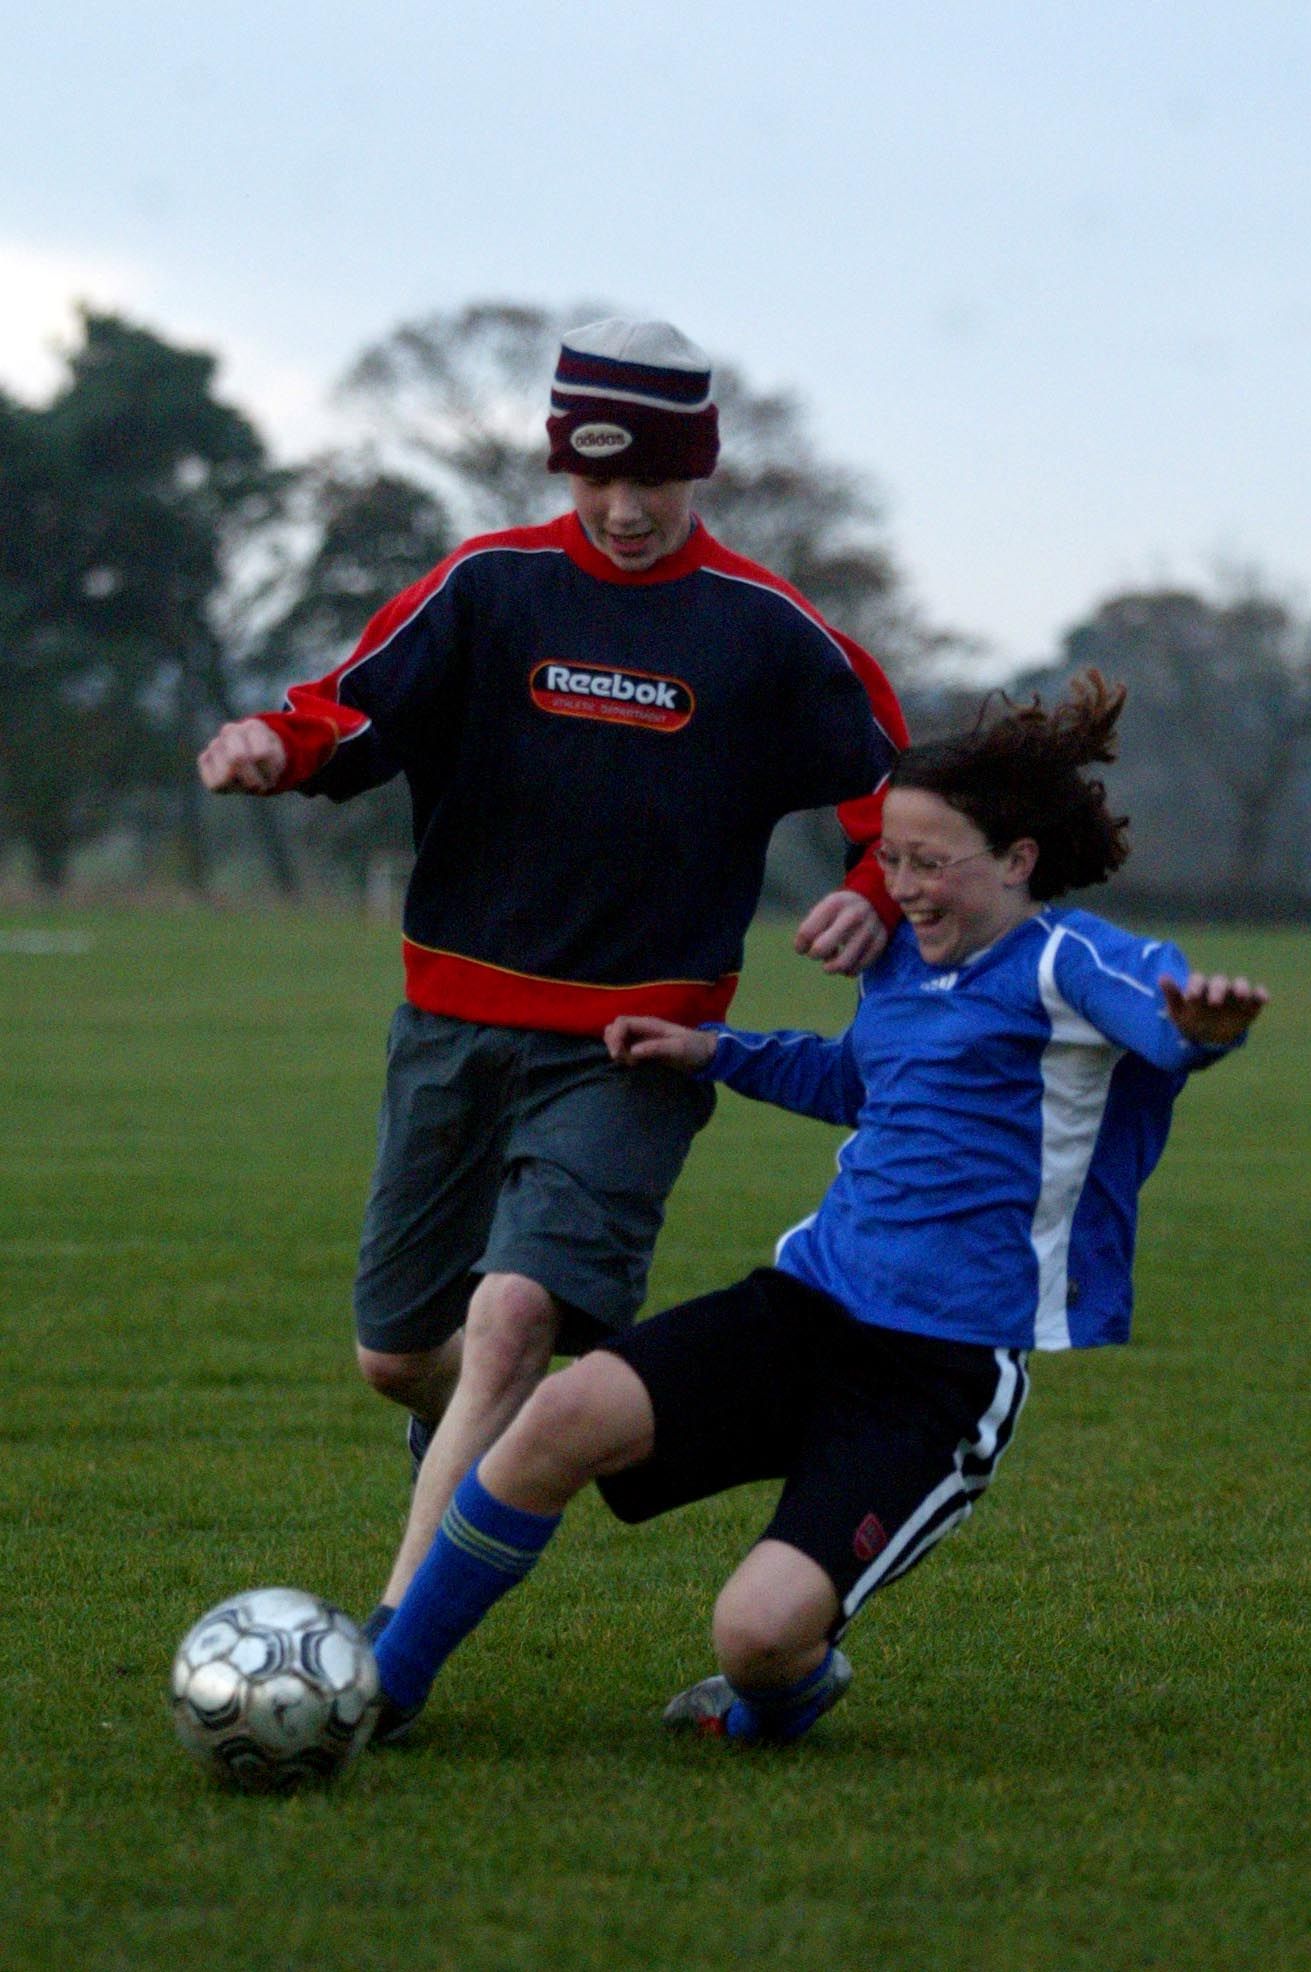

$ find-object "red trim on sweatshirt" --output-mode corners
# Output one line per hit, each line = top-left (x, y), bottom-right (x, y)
(557, 509), (713, 585)
(402, 941), (739, 1036)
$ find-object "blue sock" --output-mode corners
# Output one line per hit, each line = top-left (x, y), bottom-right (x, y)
(724, 1649), (843, 1745)
(373, 1466), (561, 1711)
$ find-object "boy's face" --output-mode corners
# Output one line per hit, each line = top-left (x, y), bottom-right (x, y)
(568, 475), (696, 572)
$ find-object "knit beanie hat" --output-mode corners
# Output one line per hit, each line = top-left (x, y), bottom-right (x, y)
(546, 319), (720, 480)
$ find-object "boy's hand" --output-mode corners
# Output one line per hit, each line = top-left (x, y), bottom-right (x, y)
(198, 719), (287, 794)
(794, 890), (887, 975)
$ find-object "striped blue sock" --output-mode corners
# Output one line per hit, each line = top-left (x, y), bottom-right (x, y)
(373, 1466), (561, 1711)
(724, 1648), (843, 1744)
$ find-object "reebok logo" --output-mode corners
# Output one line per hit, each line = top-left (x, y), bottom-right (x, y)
(530, 661), (694, 734)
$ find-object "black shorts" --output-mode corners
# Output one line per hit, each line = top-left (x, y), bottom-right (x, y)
(597, 1269), (1029, 1625)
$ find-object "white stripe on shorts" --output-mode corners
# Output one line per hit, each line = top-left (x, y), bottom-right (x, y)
(841, 1347), (1030, 1623)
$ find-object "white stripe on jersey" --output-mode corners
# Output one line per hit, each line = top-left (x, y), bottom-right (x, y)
(1055, 922), (1163, 1000)
(841, 1349), (1029, 1620)
(774, 1211), (819, 1268)
(773, 1129), (858, 1267)
(1030, 926), (1123, 1351)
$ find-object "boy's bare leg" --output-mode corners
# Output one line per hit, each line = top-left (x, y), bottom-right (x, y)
(379, 1272), (560, 1607)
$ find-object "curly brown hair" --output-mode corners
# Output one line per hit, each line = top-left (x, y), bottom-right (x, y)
(889, 670), (1131, 900)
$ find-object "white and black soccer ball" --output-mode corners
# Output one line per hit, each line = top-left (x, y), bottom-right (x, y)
(170, 1587), (380, 1793)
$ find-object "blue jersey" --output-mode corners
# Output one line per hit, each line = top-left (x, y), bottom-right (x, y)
(703, 911), (1235, 1351)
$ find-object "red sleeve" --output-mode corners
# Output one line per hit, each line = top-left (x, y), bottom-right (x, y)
(250, 585), (413, 793)
(257, 565), (440, 790)
(260, 686), (371, 791)
(251, 540), (479, 793)
(829, 629), (909, 930)
(252, 526), (551, 795)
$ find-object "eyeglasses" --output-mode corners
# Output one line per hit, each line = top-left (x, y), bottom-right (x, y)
(873, 846), (994, 880)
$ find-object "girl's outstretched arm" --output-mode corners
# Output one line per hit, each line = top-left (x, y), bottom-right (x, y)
(1161, 974), (1269, 1049)
(605, 1015), (717, 1073)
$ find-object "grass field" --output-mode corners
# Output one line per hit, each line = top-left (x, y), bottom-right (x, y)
(1, 908), (1308, 1972)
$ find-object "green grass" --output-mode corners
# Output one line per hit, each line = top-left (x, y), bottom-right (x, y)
(1, 910), (1308, 1972)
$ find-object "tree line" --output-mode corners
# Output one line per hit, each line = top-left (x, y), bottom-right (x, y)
(3, 304), (1309, 915)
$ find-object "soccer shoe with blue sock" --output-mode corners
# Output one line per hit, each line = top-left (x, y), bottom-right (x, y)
(368, 1465), (561, 1745)
(662, 1673), (737, 1733)
(663, 1647), (853, 1743)
(361, 1604), (396, 1645)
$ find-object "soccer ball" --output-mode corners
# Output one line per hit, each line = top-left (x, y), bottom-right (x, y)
(170, 1587), (380, 1793)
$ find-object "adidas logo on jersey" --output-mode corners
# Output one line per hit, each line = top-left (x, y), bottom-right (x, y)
(921, 972), (960, 991)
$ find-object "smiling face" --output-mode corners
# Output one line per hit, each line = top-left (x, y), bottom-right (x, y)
(567, 474), (696, 572)
(879, 788), (1040, 967)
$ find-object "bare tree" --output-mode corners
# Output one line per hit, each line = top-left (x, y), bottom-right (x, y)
(1054, 583), (1311, 906)
(337, 302), (969, 908)
(340, 302), (606, 534)
(338, 301), (957, 683)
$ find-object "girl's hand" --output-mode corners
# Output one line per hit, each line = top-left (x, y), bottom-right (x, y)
(1162, 973), (1269, 1047)
(604, 1016), (717, 1073)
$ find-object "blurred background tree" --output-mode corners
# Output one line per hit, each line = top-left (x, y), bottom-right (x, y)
(1052, 585), (1311, 912)
(0, 312), (288, 892)
(338, 302), (960, 909)
(244, 464), (455, 890)
(3, 302), (1309, 916)
(905, 583), (1311, 915)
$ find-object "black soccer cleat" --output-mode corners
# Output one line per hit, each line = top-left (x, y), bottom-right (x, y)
(406, 1413), (436, 1487)
(368, 1691), (425, 1748)
(359, 1607), (422, 1746)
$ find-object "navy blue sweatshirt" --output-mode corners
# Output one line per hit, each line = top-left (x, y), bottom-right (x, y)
(263, 510), (906, 1033)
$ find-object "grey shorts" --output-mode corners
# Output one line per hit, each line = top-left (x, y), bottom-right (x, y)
(353, 1006), (716, 1357)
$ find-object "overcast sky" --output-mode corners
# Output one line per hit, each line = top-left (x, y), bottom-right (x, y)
(4, 3), (1308, 673)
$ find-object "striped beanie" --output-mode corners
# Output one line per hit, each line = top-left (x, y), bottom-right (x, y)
(547, 319), (720, 480)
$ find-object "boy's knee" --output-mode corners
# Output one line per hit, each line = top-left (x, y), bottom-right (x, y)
(463, 1274), (560, 1387)
(356, 1345), (425, 1407)
(355, 1337), (461, 1415)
